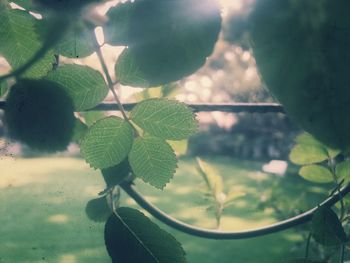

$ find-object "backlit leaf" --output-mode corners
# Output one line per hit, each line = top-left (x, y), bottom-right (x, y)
(46, 64), (108, 111)
(104, 207), (186, 263)
(336, 160), (350, 183)
(80, 117), (133, 169)
(114, 0), (221, 87)
(130, 99), (198, 140)
(0, 6), (54, 78)
(299, 165), (333, 184)
(289, 144), (328, 165)
(128, 136), (177, 189)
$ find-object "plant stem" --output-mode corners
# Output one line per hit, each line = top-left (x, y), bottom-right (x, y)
(90, 28), (140, 135)
(92, 35), (128, 120)
(304, 232), (312, 259)
(339, 244), (345, 263)
(329, 157), (345, 220)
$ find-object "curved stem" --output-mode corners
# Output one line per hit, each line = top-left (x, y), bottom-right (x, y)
(120, 182), (350, 240)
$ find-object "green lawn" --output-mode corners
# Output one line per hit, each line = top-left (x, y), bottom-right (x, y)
(0, 156), (324, 263)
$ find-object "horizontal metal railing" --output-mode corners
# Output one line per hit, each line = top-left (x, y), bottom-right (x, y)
(1, 99), (348, 240)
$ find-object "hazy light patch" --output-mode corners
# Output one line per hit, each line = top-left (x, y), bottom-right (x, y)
(84, 185), (103, 196)
(48, 214), (69, 224)
(95, 27), (105, 45)
(200, 76), (213, 88)
(262, 160), (288, 176)
(59, 254), (77, 263)
(172, 186), (193, 195)
(9, 2), (25, 10)
(184, 80), (197, 92)
(220, 216), (275, 231)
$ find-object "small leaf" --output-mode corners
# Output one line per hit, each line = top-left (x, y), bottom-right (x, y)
(299, 165), (333, 184)
(46, 64), (108, 111)
(55, 22), (95, 58)
(71, 118), (88, 143)
(196, 157), (223, 193)
(104, 2), (133, 46)
(290, 144), (328, 165)
(336, 160), (350, 183)
(311, 206), (348, 246)
(80, 117), (133, 169)
(85, 197), (111, 222)
(115, 48), (149, 88)
(101, 159), (131, 188)
(0, 81), (8, 97)
(104, 207), (186, 263)
(129, 136), (177, 189)
(130, 99), (198, 140)
(5, 79), (75, 152)
(224, 190), (245, 206)
(167, 140), (188, 156)
(0, 6), (55, 78)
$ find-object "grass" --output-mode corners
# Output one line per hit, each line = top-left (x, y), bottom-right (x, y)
(0, 156), (326, 263)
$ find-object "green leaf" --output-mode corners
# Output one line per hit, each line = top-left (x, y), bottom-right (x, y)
(80, 117), (133, 169)
(104, 207), (186, 263)
(55, 22), (95, 58)
(295, 133), (341, 159)
(251, 0), (350, 150)
(85, 196), (111, 222)
(71, 118), (88, 143)
(114, 0), (221, 87)
(5, 79), (75, 152)
(128, 136), (177, 189)
(299, 165), (333, 184)
(0, 6), (54, 78)
(101, 159), (131, 188)
(81, 111), (105, 127)
(336, 160), (350, 183)
(311, 206), (348, 246)
(130, 99), (198, 140)
(289, 144), (328, 165)
(115, 48), (150, 87)
(104, 2), (133, 46)
(0, 81), (8, 97)
(46, 64), (108, 111)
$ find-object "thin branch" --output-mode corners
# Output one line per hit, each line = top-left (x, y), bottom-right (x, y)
(304, 232), (312, 259)
(91, 29), (129, 120)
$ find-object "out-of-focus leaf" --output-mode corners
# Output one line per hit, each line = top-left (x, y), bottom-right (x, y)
(336, 160), (350, 183)
(299, 165), (333, 184)
(167, 140), (188, 156)
(289, 144), (328, 165)
(104, 207), (186, 262)
(0, 81), (8, 97)
(311, 206), (348, 246)
(85, 196), (111, 222)
(71, 118), (88, 143)
(196, 157), (223, 194)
